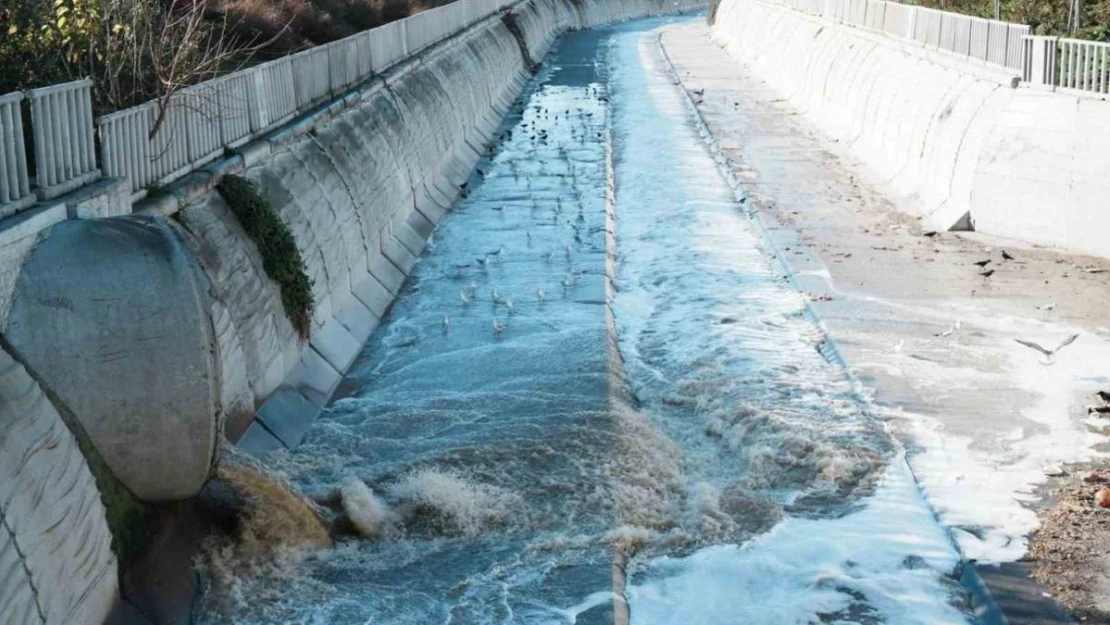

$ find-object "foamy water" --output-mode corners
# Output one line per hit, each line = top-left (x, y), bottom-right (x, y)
(198, 17), (973, 624)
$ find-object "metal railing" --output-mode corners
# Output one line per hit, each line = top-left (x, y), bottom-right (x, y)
(93, 0), (516, 199)
(1022, 35), (1110, 96)
(775, 0), (1031, 71)
(0, 92), (32, 217)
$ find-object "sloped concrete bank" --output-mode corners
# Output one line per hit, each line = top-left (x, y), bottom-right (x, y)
(0, 2), (701, 624)
(711, 0), (1110, 258)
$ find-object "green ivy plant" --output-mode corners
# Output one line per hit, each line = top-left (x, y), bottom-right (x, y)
(216, 175), (315, 340)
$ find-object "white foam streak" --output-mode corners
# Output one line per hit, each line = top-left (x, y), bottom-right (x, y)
(628, 460), (966, 625)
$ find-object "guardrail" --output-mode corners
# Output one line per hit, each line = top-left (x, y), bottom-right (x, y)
(0, 92), (33, 218)
(93, 0), (516, 199)
(774, 0), (1031, 71)
(25, 80), (101, 200)
(1023, 35), (1110, 96)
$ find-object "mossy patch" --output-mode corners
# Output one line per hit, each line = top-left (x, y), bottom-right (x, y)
(217, 174), (315, 340)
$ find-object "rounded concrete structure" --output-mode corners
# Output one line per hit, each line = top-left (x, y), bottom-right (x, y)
(6, 216), (220, 502)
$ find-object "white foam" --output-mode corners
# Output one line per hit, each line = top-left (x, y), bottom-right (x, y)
(340, 478), (395, 539)
(628, 458), (967, 625)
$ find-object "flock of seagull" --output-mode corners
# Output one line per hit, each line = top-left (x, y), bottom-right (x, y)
(435, 96), (604, 341)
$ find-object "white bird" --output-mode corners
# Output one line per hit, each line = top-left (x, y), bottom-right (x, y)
(489, 245), (506, 261)
(543, 249), (555, 263)
(1014, 333), (1079, 365)
(562, 274), (576, 289)
(477, 256), (489, 271)
(491, 287), (502, 303)
(536, 288), (546, 301)
(934, 320), (961, 338)
(1037, 302), (1057, 319)
(442, 314), (450, 333)
(893, 339), (904, 353)
(492, 318), (506, 337)
(459, 290), (472, 306)
(503, 299), (514, 313)
(564, 244), (572, 260)
(467, 281), (479, 295)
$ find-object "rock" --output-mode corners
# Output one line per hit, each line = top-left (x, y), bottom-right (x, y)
(1095, 488), (1110, 509)
(1044, 465), (1067, 477)
(1083, 471), (1109, 484)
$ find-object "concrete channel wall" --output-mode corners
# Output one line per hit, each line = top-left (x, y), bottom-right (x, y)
(712, 0), (1110, 257)
(0, 1), (702, 623)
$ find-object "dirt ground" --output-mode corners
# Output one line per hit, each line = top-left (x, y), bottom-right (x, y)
(659, 18), (1110, 621)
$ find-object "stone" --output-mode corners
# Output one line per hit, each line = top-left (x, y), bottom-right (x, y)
(1095, 488), (1110, 508)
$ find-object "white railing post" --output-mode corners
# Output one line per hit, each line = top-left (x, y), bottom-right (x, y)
(0, 92), (33, 218)
(25, 79), (100, 200)
(1021, 35), (1058, 87)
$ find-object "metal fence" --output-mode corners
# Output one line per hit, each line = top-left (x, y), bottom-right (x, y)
(6, 0), (1110, 218)
(773, 0), (1031, 71)
(1023, 35), (1110, 96)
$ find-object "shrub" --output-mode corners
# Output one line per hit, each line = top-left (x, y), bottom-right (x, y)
(216, 175), (315, 339)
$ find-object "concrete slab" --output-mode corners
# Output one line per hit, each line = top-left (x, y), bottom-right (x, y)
(310, 316), (362, 373)
(352, 270), (395, 318)
(254, 386), (318, 449)
(333, 293), (380, 344)
(236, 420), (288, 454)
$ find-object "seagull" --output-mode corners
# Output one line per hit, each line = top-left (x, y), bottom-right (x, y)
(894, 339), (904, 353)
(536, 288), (546, 301)
(562, 274), (576, 289)
(492, 318), (506, 338)
(565, 244), (572, 260)
(1002, 250), (1015, 261)
(503, 299), (514, 313)
(452, 262), (471, 276)
(935, 320), (961, 338)
(442, 314), (450, 333)
(488, 245), (506, 261)
(1014, 334), (1079, 365)
(543, 249), (555, 263)
(459, 290), (472, 306)
(973, 259), (991, 268)
(1037, 302), (1056, 319)
(467, 281), (479, 295)
(477, 256), (489, 271)
(980, 269), (995, 278)
(490, 287), (502, 303)
(527, 231), (533, 245)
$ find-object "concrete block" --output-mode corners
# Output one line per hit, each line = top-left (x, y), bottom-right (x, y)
(333, 289), (381, 343)
(60, 177), (132, 220)
(285, 346), (342, 407)
(406, 205), (437, 240)
(352, 270), (395, 318)
(369, 249), (406, 294)
(255, 386), (319, 448)
(237, 420), (289, 454)
(384, 231), (420, 273)
(310, 316), (361, 373)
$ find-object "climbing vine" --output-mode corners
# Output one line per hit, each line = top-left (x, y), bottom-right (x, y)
(217, 175), (315, 340)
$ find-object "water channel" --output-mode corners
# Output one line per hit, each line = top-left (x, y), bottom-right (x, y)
(200, 16), (972, 625)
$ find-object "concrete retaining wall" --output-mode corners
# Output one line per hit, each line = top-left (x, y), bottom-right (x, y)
(0, 344), (118, 625)
(711, 0), (1110, 258)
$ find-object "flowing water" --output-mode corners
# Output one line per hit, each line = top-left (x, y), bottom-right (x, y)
(200, 16), (974, 625)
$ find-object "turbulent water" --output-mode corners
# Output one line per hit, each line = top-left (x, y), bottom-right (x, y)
(199, 16), (973, 625)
